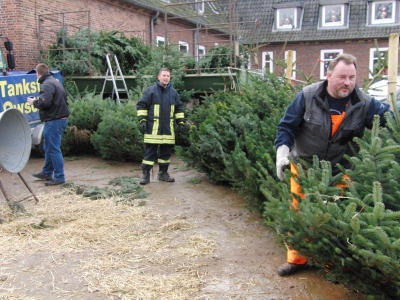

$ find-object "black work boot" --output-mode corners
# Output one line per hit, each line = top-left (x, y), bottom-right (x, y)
(140, 169), (150, 185)
(158, 165), (175, 182)
(277, 262), (307, 276)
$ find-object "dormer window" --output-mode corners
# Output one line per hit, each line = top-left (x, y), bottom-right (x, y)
(322, 5), (344, 26)
(370, 1), (397, 24)
(318, 1), (349, 28)
(277, 8), (297, 29)
(273, 2), (303, 31)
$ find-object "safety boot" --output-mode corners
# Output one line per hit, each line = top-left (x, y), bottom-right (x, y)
(158, 171), (175, 182)
(277, 262), (307, 276)
(158, 165), (175, 182)
(140, 169), (150, 185)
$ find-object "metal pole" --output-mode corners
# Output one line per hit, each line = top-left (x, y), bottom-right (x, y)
(38, 15), (42, 61)
(62, 13), (66, 63)
(387, 33), (399, 112)
(87, 11), (92, 75)
(18, 173), (40, 203)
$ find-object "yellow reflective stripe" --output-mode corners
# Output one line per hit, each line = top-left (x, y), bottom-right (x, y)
(142, 160), (155, 165)
(170, 119), (174, 135)
(154, 104), (160, 117)
(137, 109), (148, 116)
(144, 135), (175, 141)
(152, 118), (159, 136)
(158, 159), (171, 164)
(144, 139), (175, 144)
(175, 112), (184, 119)
(170, 105), (175, 118)
(143, 134), (175, 140)
(144, 134), (175, 144)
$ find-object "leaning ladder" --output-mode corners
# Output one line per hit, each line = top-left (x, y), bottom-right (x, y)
(100, 54), (129, 104)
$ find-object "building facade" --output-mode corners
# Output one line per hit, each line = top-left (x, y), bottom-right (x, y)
(0, 0), (398, 86)
(236, 0), (400, 86)
(0, 0), (229, 71)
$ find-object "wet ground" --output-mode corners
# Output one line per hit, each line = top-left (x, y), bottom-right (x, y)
(0, 153), (367, 299)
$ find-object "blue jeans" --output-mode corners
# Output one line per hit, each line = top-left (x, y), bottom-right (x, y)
(42, 118), (68, 182)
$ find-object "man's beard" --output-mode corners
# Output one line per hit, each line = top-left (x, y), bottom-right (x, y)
(336, 88), (351, 98)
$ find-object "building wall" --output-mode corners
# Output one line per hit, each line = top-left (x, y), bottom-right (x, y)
(0, 0), (225, 71)
(0, 0), (150, 70)
(258, 38), (400, 86)
(153, 20), (228, 59)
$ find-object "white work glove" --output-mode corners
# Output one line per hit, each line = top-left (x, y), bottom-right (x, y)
(276, 145), (290, 181)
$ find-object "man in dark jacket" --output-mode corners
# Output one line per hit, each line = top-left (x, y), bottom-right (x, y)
(274, 53), (392, 276)
(136, 68), (185, 185)
(27, 63), (70, 186)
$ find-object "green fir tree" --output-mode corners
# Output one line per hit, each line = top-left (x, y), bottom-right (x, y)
(264, 116), (400, 299)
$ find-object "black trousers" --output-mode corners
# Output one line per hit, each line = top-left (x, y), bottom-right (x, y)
(141, 144), (174, 170)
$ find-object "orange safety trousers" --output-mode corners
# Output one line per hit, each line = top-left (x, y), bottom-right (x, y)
(287, 112), (348, 265)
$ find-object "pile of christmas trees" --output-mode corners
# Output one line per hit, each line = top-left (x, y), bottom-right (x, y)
(263, 115), (400, 298)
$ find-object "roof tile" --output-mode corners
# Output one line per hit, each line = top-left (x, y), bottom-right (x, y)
(125, 0), (228, 27)
(235, 0), (400, 43)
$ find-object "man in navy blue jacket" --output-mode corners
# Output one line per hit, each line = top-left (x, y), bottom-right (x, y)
(136, 68), (185, 185)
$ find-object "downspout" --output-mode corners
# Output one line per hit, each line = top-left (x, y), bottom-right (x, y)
(193, 26), (197, 73)
(194, 24), (198, 57)
(194, 23), (200, 74)
(150, 11), (160, 49)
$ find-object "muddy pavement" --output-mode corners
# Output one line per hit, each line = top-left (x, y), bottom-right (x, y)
(0, 153), (366, 299)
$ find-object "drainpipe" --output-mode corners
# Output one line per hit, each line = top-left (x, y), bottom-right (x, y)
(194, 23), (201, 73)
(194, 25), (198, 57)
(150, 11), (160, 49)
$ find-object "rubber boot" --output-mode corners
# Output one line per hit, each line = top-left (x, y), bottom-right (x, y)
(158, 165), (175, 182)
(140, 169), (150, 185)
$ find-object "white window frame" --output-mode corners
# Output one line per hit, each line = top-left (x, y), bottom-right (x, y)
(239, 53), (252, 70)
(156, 36), (165, 47)
(369, 47), (388, 78)
(179, 41), (189, 54)
(262, 51), (274, 73)
(285, 50), (296, 80)
(277, 8), (297, 29)
(195, 0), (205, 14)
(320, 49), (343, 80)
(322, 5), (345, 27)
(197, 45), (205, 61)
(371, 1), (396, 24)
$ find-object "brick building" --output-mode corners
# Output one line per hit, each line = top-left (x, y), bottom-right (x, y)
(1, 0), (398, 85)
(237, 0), (400, 86)
(0, 0), (230, 71)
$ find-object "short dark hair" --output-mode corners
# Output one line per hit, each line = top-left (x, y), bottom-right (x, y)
(327, 53), (357, 74)
(35, 63), (49, 76)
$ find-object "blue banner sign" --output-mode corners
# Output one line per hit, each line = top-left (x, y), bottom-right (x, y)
(0, 71), (63, 123)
